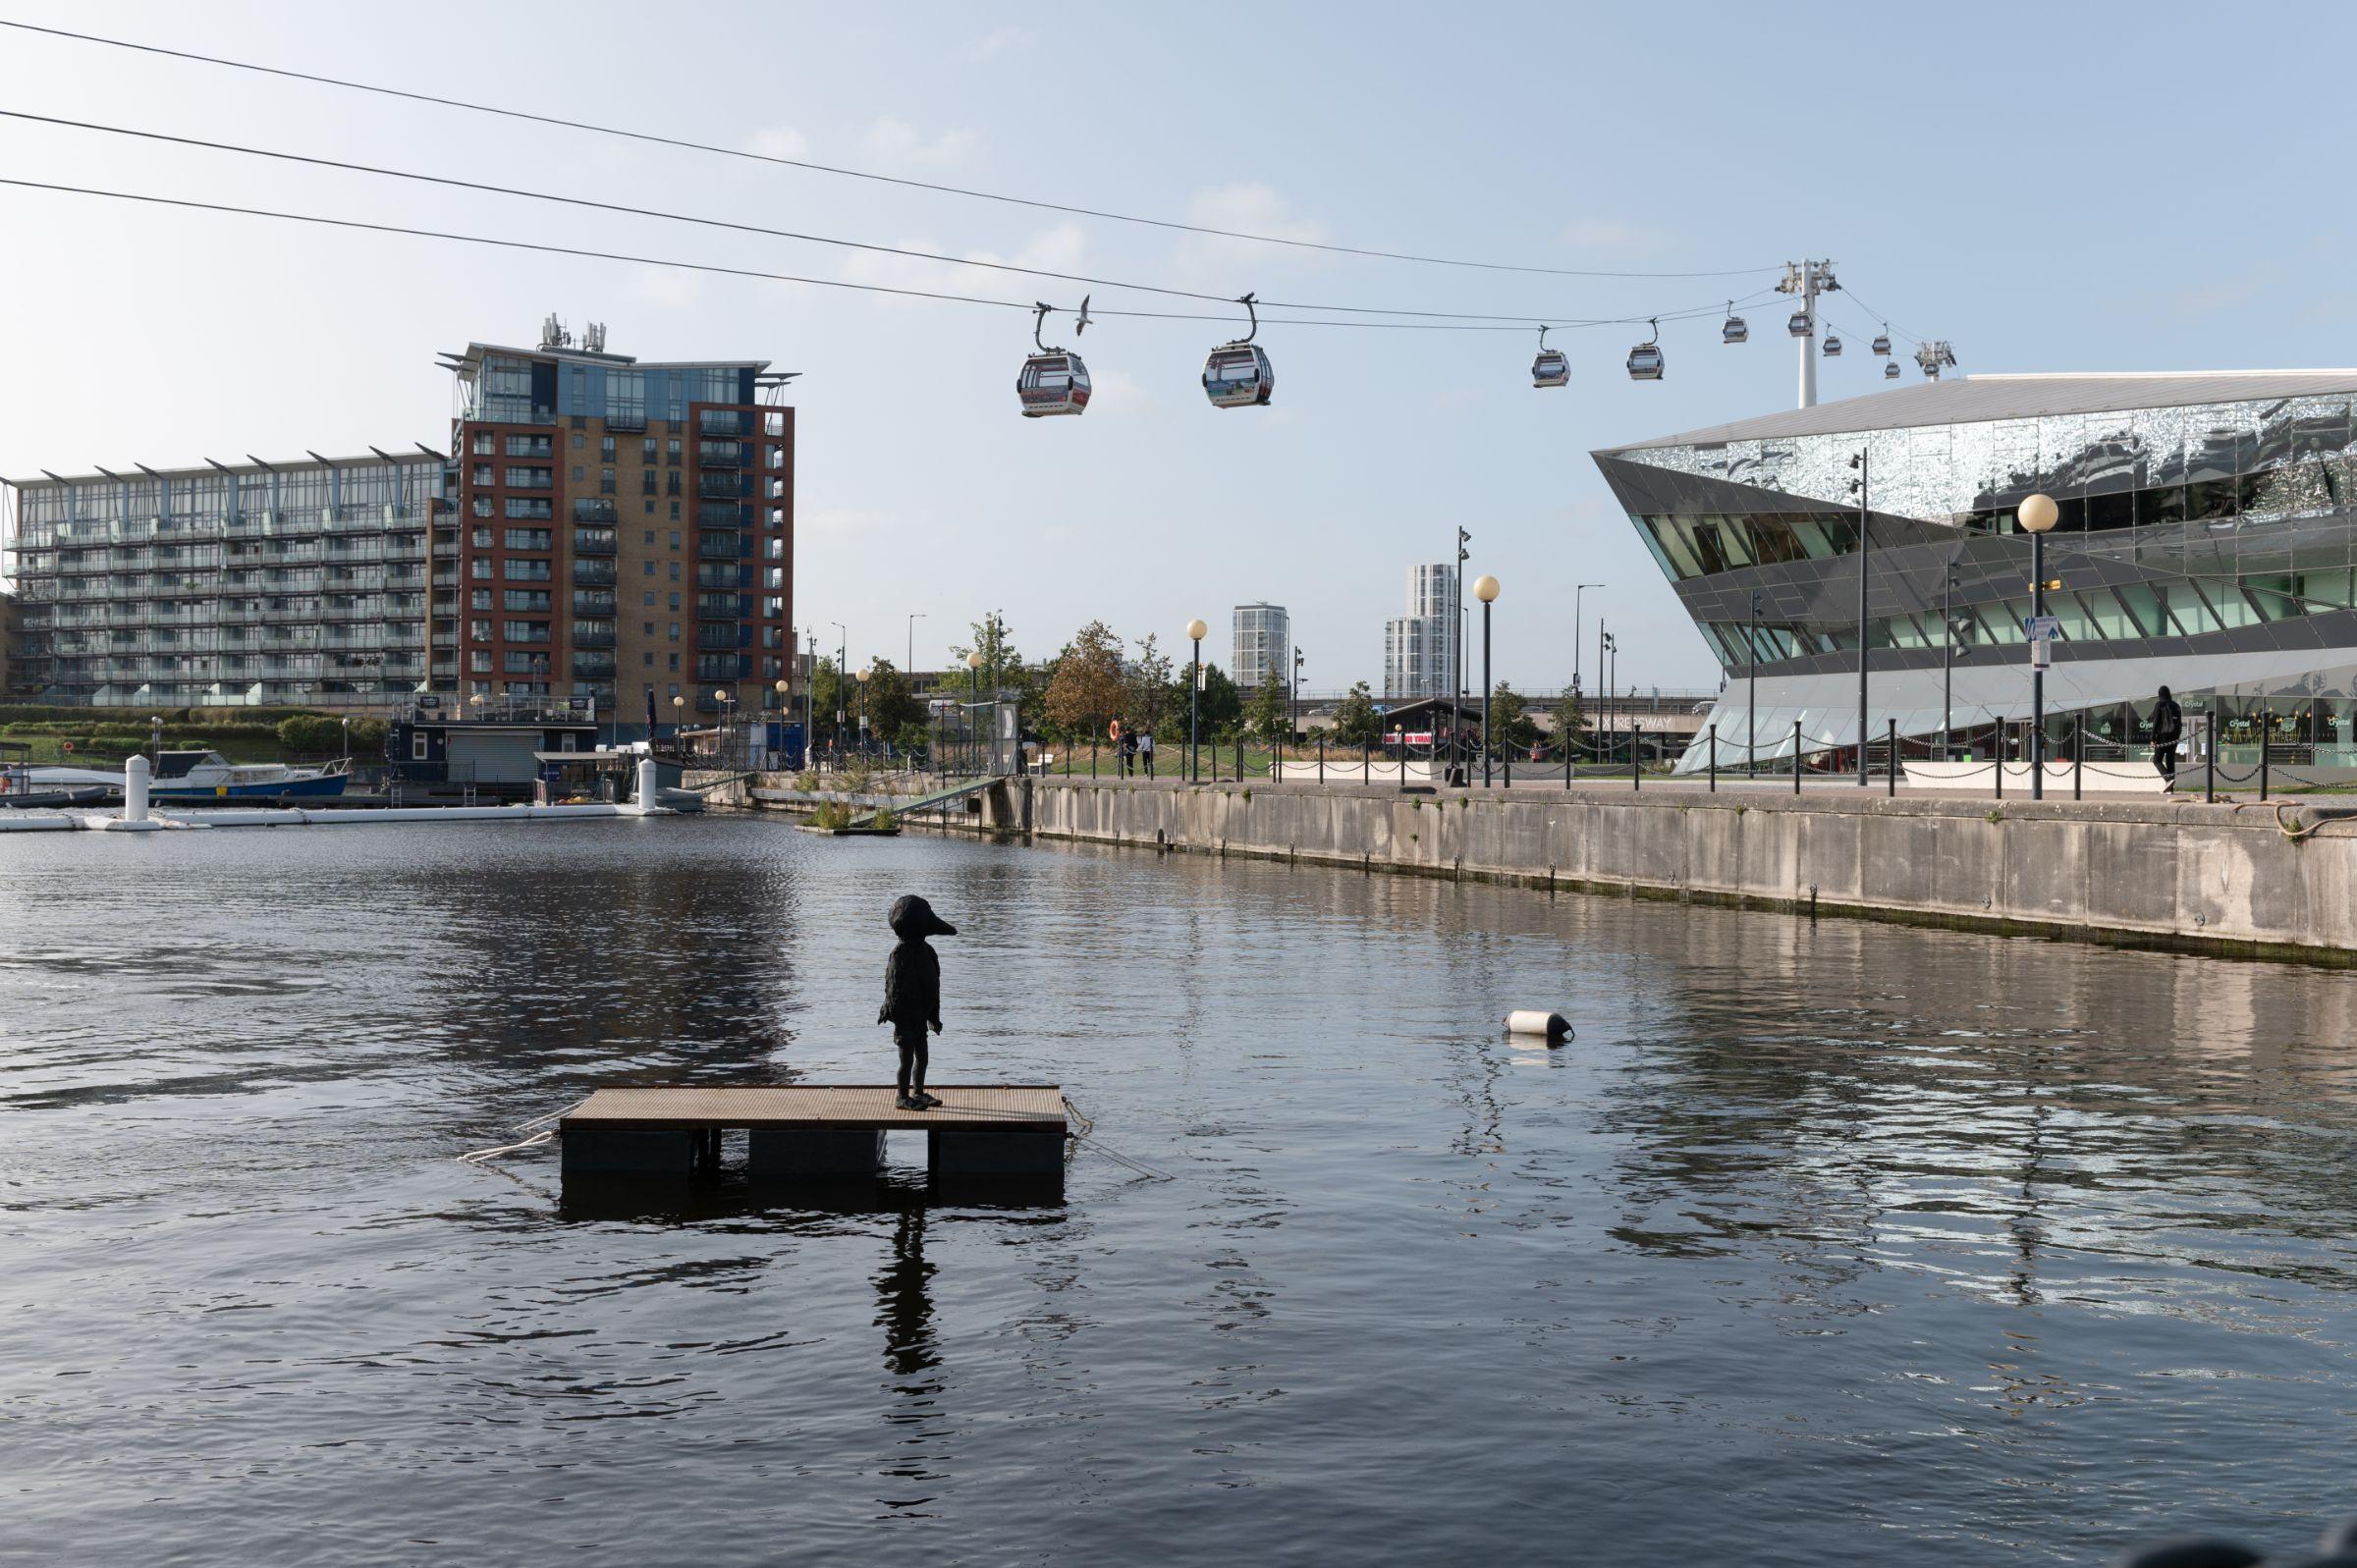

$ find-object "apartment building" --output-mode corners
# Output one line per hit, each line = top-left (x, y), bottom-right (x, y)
(438, 319), (795, 717)
(5, 451), (441, 706)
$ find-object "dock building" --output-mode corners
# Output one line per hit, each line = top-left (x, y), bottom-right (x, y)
(1594, 371), (2357, 772)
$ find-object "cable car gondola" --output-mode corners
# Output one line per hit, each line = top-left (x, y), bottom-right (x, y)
(1722, 301), (1748, 344)
(1626, 317), (1664, 382)
(1786, 309), (1813, 338)
(1871, 324), (1892, 357)
(1015, 300), (1091, 417)
(1823, 330), (1842, 357)
(1884, 359), (1900, 379)
(1531, 325), (1569, 388)
(1202, 293), (1274, 408)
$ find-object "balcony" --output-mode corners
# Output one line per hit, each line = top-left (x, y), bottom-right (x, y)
(695, 623), (741, 651)
(695, 472), (748, 500)
(571, 653), (617, 678)
(572, 498), (617, 524)
(694, 564), (747, 590)
(573, 622), (616, 649)
(694, 655), (749, 683)
(697, 531), (741, 560)
(697, 409), (747, 437)
(605, 408), (647, 432)
(573, 589), (616, 616)
(697, 440), (745, 467)
(697, 502), (748, 528)
(695, 593), (745, 620)
(573, 527), (617, 556)
(573, 560), (617, 587)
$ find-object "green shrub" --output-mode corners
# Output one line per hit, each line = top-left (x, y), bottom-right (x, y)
(277, 715), (344, 754)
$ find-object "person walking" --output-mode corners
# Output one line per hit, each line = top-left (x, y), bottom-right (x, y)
(1120, 724), (1138, 779)
(2151, 684), (2184, 783)
(1138, 728), (1155, 780)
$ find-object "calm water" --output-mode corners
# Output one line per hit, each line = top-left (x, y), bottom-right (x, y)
(5, 816), (2357, 1565)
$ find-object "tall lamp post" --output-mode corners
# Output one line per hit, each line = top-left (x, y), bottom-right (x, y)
(906, 612), (925, 676)
(1474, 574), (1500, 785)
(2018, 492), (2059, 799)
(965, 648), (983, 775)
(1747, 590), (1762, 777)
(1848, 448), (1871, 785)
(855, 666), (871, 758)
(1290, 645), (1304, 760)
(1186, 618), (1207, 782)
(1941, 558), (1960, 761)
(1573, 582), (1604, 695)
(774, 677), (790, 768)
(830, 621), (847, 749)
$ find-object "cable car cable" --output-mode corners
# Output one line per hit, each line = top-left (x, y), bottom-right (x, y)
(0, 109), (1793, 328)
(0, 176), (1781, 334)
(0, 16), (1783, 283)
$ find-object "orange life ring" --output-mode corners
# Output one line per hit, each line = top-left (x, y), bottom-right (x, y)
(1107, 719), (1123, 741)
(61, 741), (74, 754)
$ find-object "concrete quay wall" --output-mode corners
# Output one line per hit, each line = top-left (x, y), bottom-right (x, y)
(996, 778), (2357, 964)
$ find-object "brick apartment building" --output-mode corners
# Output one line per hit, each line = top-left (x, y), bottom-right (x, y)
(438, 319), (795, 718)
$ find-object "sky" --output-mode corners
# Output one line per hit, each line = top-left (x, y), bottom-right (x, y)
(6, 0), (2357, 695)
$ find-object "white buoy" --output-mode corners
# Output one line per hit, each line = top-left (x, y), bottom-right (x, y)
(636, 756), (660, 811)
(1504, 1009), (1571, 1042)
(124, 754), (151, 824)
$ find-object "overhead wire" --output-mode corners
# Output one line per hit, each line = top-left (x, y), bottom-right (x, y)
(0, 110), (1785, 331)
(0, 15), (1781, 283)
(0, 177), (1783, 335)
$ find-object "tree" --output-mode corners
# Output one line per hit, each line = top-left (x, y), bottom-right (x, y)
(1244, 673), (1289, 747)
(860, 658), (923, 743)
(1191, 662), (1242, 741)
(1330, 681), (1384, 747)
(1124, 632), (1175, 736)
(1488, 680), (1539, 751)
(809, 657), (845, 740)
(1044, 621), (1127, 739)
(1552, 685), (1586, 751)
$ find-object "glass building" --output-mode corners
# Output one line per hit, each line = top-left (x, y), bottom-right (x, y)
(1592, 371), (2357, 772)
(1383, 562), (1459, 699)
(1233, 602), (1289, 690)
(5, 453), (444, 707)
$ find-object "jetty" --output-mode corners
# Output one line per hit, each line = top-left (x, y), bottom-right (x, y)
(559, 1084), (1068, 1178)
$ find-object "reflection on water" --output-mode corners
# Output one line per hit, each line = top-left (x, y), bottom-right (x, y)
(4, 817), (2357, 1566)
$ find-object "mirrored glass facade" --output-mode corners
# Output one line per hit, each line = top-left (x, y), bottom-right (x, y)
(1592, 374), (2357, 771)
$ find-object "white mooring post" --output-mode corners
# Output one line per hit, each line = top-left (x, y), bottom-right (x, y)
(635, 756), (661, 813)
(124, 753), (151, 824)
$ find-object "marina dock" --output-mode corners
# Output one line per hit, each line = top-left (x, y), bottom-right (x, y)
(559, 1084), (1069, 1179)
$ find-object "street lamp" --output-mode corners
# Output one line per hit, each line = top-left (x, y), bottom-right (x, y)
(1849, 448), (1870, 786)
(1474, 574), (1500, 785)
(855, 666), (871, 757)
(2019, 492), (2059, 799)
(1290, 645), (1304, 766)
(1573, 583), (1604, 695)
(965, 648), (984, 775)
(1186, 618), (1208, 782)
(1747, 590), (1762, 777)
(670, 694), (684, 746)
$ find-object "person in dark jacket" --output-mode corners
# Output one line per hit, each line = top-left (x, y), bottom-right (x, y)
(879, 894), (957, 1109)
(2152, 685), (2184, 782)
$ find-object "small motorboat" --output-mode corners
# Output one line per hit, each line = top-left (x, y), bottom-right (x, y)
(148, 750), (351, 800)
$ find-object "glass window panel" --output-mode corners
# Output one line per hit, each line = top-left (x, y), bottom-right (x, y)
(2082, 587), (2137, 640)
(2204, 578), (2263, 629)
(2243, 574), (2302, 621)
(2295, 569), (2355, 609)
(2138, 485), (2187, 527)
(2187, 478), (2237, 525)
(1683, 518), (1730, 576)
(2113, 582), (2173, 637)
(1643, 516), (1703, 579)
(2087, 491), (2135, 531)
(1885, 613), (1928, 649)
(1703, 515), (1754, 568)
(2050, 593), (2102, 642)
(1747, 517), (1804, 565)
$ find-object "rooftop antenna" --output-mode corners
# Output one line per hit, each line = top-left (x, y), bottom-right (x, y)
(583, 321), (606, 352)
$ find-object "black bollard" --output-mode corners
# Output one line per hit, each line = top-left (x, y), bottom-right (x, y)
(1792, 720), (1802, 795)
(1709, 724), (1717, 792)
(1888, 717), (1897, 797)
